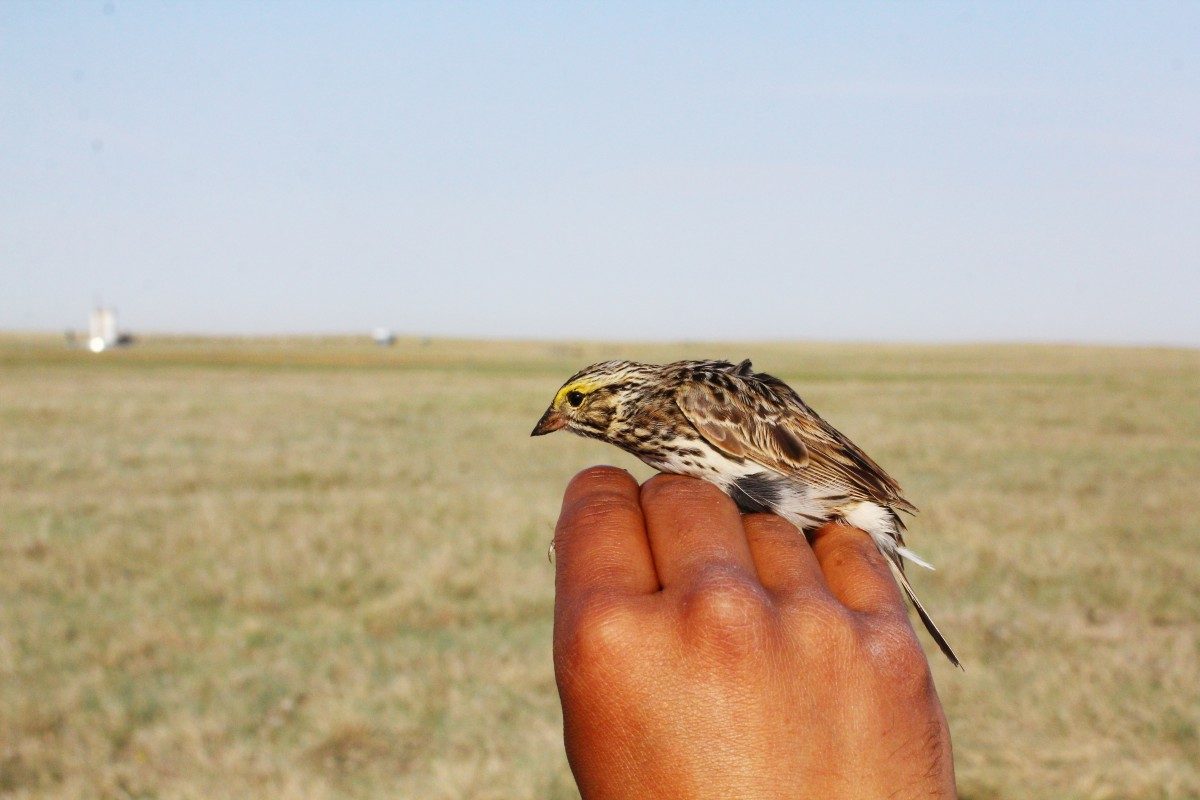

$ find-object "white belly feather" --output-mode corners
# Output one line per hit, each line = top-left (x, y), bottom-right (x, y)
(644, 437), (934, 572)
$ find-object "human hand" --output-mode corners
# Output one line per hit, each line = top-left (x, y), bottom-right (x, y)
(552, 466), (956, 800)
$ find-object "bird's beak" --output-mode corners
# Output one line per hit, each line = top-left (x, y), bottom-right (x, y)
(531, 407), (566, 436)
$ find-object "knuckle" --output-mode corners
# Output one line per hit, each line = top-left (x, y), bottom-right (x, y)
(822, 535), (873, 571)
(558, 492), (640, 536)
(563, 467), (636, 508)
(680, 569), (772, 653)
(791, 601), (859, 655)
(568, 491), (638, 522)
(743, 513), (798, 540)
(864, 623), (933, 692)
(641, 473), (724, 507)
(555, 593), (640, 677)
(744, 520), (808, 559)
(571, 465), (632, 488)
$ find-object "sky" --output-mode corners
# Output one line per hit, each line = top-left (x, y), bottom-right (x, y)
(2, 2), (1198, 345)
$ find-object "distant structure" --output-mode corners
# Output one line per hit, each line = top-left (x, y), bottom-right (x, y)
(86, 306), (132, 352)
(372, 327), (396, 346)
(88, 306), (118, 352)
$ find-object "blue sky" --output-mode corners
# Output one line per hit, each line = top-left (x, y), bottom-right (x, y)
(3, 2), (1197, 344)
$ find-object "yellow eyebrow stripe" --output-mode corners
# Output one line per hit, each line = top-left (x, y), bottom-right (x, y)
(554, 379), (601, 406)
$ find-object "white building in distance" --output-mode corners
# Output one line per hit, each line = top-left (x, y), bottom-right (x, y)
(88, 307), (118, 352)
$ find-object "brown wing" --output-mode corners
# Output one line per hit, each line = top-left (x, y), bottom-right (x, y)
(674, 366), (915, 513)
(675, 378), (809, 474)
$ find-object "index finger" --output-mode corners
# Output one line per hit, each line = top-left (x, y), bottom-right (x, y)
(553, 466), (660, 600)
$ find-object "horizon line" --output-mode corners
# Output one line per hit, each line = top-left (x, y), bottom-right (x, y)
(2, 328), (1197, 352)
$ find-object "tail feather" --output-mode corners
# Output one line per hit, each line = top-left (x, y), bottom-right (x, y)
(895, 545), (935, 571)
(886, 556), (963, 670)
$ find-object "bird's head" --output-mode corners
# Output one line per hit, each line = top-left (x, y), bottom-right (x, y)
(530, 360), (651, 440)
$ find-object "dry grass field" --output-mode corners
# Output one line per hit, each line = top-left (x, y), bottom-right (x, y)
(1, 334), (1197, 799)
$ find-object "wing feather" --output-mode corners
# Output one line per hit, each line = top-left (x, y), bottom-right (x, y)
(673, 364), (915, 513)
(676, 382), (808, 472)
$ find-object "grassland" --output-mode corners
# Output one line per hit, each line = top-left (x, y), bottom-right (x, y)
(1, 334), (1197, 799)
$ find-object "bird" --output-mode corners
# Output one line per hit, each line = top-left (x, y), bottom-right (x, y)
(531, 358), (960, 668)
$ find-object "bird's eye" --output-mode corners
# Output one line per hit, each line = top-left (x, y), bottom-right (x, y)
(566, 390), (584, 407)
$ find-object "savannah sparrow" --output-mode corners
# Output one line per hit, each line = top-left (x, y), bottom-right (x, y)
(532, 358), (960, 668)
